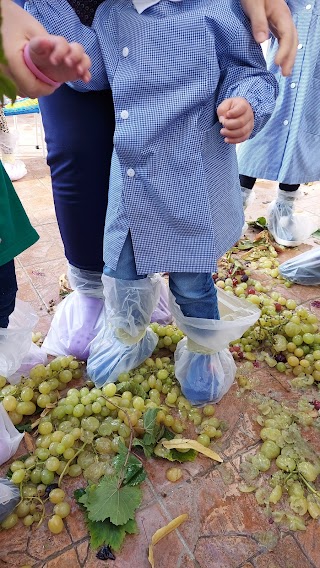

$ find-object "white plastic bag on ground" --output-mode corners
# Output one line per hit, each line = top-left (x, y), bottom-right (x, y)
(279, 248), (320, 285)
(171, 288), (260, 405)
(0, 479), (20, 522)
(0, 404), (24, 466)
(0, 299), (40, 379)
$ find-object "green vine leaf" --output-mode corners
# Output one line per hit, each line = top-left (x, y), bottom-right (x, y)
(112, 442), (146, 486)
(80, 475), (142, 526)
(116, 381), (147, 400)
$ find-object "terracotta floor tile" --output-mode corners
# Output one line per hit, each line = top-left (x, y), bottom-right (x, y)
(43, 548), (81, 568)
(252, 534), (314, 568)
(27, 521), (72, 561)
(195, 534), (261, 568)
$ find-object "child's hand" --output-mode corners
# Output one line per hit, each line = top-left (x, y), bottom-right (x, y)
(28, 36), (91, 84)
(217, 97), (254, 144)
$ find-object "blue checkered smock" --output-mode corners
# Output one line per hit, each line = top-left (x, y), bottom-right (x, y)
(238, 0), (320, 184)
(27, 0), (278, 274)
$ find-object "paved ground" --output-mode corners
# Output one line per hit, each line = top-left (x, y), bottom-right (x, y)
(1, 113), (320, 568)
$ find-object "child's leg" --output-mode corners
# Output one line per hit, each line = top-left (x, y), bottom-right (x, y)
(268, 184), (309, 247)
(169, 272), (235, 406)
(0, 260), (18, 329)
(87, 232), (160, 386)
(239, 174), (256, 209)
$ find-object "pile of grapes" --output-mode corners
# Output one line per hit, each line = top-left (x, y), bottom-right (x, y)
(215, 262), (320, 389)
(0, 346), (224, 535)
(240, 394), (320, 530)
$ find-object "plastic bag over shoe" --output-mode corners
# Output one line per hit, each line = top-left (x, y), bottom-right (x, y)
(171, 288), (260, 406)
(0, 404), (24, 466)
(0, 479), (20, 523)
(267, 190), (317, 247)
(279, 248), (320, 285)
(42, 265), (104, 360)
(87, 274), (160, 387)
(0, 299), (46, 382)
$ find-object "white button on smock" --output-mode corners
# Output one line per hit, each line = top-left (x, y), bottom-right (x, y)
(283, 120), (289, 126)
(122, 47), (129, 57)
(127, 168), (135, 177)
(120, 110), (129, 119)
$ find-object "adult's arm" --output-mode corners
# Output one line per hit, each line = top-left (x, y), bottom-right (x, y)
(241, 0), (298, 76)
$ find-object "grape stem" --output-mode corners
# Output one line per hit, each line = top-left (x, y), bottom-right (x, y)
(101, 395), (134, 488)
(58, 442), (87, 487)
(298, 473), (320, 498)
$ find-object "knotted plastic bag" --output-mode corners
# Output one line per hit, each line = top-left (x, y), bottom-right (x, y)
(267, 190), (317, 247)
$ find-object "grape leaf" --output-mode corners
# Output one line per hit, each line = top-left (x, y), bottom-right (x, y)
(116, 381), (147, 400)
(112, 442), (146, 486)
(143, 408), (163, 446)
(83, 475), (142, 525)
(132, 437), (154, 458)
(86, 517), (138, 551)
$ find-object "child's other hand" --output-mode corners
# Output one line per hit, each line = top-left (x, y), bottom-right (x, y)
(28, 36), (91, 84)
(217, 97), (254, 144)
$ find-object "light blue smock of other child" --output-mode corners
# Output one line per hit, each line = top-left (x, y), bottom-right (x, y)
(27, 0), (278, 274)
(238, 0), (320, 185)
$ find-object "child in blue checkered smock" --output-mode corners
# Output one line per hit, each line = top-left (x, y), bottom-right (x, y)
(26, 0), (278, 405)
(238, 0), (320, 247)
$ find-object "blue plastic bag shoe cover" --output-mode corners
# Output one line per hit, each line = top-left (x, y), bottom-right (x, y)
(87, 326), (158, 387)
(174, 337), (236, 406)
(87, 274), (161, 387)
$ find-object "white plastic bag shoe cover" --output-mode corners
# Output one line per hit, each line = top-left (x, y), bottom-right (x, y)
(0, 299), (44, 380)
(42, 265), (104, 360)
(0, 404), (24, 466)
(87, 275), (160, 387)
(241, 187), (256, 210)
(150, 275), (172, 325)
(8, 342), (47, 385)
(267, 189), (317, 247)
(171, 287), (260, 406)
(279, 248), (320, 285)
(0, 479), (20, 522)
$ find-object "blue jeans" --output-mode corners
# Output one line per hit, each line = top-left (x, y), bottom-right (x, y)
(0, 260), (18, 328)
(104, 232), (219, 319)
(39, 85), (115, 272)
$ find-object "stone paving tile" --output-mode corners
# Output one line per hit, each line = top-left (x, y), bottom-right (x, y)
(252, 534), (315, 568)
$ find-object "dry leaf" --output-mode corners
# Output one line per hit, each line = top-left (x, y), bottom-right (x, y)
(24, 432), (35, 453)
(161, 438), (223, 463)
(148, 514), (188, 568)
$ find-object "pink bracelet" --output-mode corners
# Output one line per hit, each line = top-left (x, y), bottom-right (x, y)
(23, 43), (62, 88)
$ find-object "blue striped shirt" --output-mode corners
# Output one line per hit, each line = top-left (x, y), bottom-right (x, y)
(238, 0), (320, 184)
(27, 0), (278, 273)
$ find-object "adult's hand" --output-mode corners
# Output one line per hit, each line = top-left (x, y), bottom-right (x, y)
(241, 0), (298, 76)
(1, 0), (57, 98)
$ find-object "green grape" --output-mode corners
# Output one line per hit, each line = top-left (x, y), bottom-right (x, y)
(289, 495), (308, 516)
(83, 462), (106, 482)
(1, 513), (18, 529)
(197, 434), (210, 447)
(23, 515), (34, 527)
(61, 434), (75, 448)
(51, 431), (64, 443)
(37, 394), (51, 409)
(41, 469), (55, 485)
(56, 461), (68, 476)
(2, 395), (18, 412)
(68, 464), (82, 477)
(275, 455), (296, 472)
(269, 485), (282, 504)
(287, 482), (304, 497)
(53, 502), (70, 518)
(11, 469), (26, 484)
(46, 457), (60, 472)
(10, 460), (26, 472)
(59, 370), (73, 384)
(251, 453), (271, 472)
(48, 515), (64, 534)
(24, 456), (37, 468)
(297, 461), (319, 482)
(260, 440), (281, 459)
(38, 381), (52, 395)
(22, 485), (37, 498)
(20, 387), (34, 402)
(38, 421), (53, 435)
(111, 435), (125, 453)
(59, 421), (73, 433)
(63, 448), (75, 460)
(16, 500), (31, 518)
(92, 401), (102, 414)
(260, 428), (281, 442)
(30, 468), (42, 484)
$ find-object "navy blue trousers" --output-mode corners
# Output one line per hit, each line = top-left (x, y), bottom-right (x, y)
(0, 260), (17, 328)
(39, 85), (115, 272)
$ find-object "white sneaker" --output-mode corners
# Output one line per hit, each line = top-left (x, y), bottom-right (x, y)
(3, 160), (27, 182)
